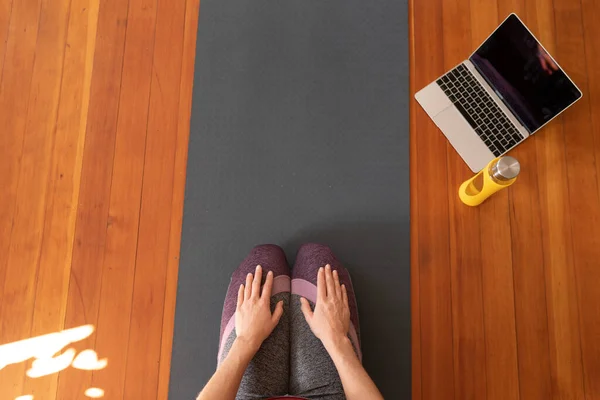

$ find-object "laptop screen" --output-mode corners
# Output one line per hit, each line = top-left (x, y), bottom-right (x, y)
(469, 14), (582, 133)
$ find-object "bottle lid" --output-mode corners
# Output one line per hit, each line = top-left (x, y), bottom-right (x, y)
(491, 156), (520, 181)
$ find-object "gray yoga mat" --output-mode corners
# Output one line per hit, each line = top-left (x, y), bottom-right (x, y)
(170, 0), (409, 398)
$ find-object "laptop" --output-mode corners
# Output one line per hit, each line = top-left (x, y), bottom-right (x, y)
(415, 13), (582, 172)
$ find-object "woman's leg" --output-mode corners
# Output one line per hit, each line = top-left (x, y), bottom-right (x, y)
(289, 243), (361, 400)
(218, 245), (291, 400)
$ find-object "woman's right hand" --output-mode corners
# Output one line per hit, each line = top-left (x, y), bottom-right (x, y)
(235, 265), (284, 352)
(300, 264), (351, 350)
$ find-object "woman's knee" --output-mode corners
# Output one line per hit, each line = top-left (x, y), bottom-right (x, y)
(233, 244), (290, 281)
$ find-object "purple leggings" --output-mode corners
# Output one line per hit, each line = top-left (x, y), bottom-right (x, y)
(217, 244), (361, 400)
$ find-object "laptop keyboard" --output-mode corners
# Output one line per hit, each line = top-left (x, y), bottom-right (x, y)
(436, 64), (524, 157)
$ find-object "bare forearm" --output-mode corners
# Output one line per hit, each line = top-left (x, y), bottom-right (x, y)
(325, 337), (384, 400)
(197, 338), (257, 400)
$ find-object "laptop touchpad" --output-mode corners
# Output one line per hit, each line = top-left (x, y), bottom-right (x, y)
(433, 106), (495, 172)
(415, 81), (453, 118)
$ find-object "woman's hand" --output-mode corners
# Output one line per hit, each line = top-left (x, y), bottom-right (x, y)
(198, 265), (282, 400)
(300, 265), (383, 400)
(300, 264), (350, 350)
(235, 265), (284, 352)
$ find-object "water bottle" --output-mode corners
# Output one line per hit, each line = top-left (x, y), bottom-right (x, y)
(458, 156), (520, 206)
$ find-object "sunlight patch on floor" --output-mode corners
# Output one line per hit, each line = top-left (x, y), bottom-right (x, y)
(0, 325), (95, 370)
(84, 388), (105, 398)
(0, 325), (107, 399)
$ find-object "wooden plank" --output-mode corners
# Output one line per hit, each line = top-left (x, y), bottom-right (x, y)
(490, 2), (550, 400)
(478, 186), (520, 400)
(580, 1), (600, 395)
(529, 1), (585, 398)
(440, 0), (487, 398)
(156, 0), (200, 397)
(0, 0), (43, 332)
(0, 0), (70, 397)
(504, 13), (553, 399)
(469, 0), (498, 44)
(0, 0), (17, 318)
(509, 138), (553, 400)
(497, 0), (524, 20)
(498, 6), (552, 400)
(122, 0), (186, 396)
(54, 0), (130, 396)
(469, 2), (521, 400)
(553, 0), (600, 398)
(412, 0), (455, 398)
(0, 0), (13, 75)
(408, 0), (422, 398)
(20, 0), (100, 398)
(0, 1), (17, 309)
(580, 0), (600, 205)
(88, 0), (158, 397)
(535, 108), (585, 400)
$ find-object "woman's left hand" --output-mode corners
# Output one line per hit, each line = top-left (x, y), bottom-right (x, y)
(235, 265), (284, 351)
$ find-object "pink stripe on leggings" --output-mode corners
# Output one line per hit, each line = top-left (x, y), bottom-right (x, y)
(291, 278), (362, 362)
(218, 275), (291, 362)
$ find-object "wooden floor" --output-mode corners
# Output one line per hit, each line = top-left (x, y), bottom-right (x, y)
(410, 0), (600, 399)
(2, 0), (600, 399)
(0, 0), (199, 397)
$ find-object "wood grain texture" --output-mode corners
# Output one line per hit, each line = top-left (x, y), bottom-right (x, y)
(555, 1), (600, 398)
(411, 0), (600, 399)
(473, 4), (520, 400)
(89, 0), (158, 397)
(16, 0), (77, 396)
(55, 0), (130, 396)
(581, 0), (600, 209)
(442, 1), (487, 399)
(408, 1), (422, 399)
(157, 0), (201, 396)
(0, 0), (13, 75)
(0, 0), (198, 398)
(579, 0), (600, 397)
(0, 0), (69, 397)
(412, 1), (455, 399)
(22, 0), (99, 396)
(0, 0), (44, 339)
(122, 0), (186, 395)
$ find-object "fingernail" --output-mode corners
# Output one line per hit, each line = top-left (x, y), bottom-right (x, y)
(256, 265), (261, 270)
(268, 270), (273, 276)
(326, 264), (331, 270)
(247, 273), (252, 277)
(319, 267), (323, 272)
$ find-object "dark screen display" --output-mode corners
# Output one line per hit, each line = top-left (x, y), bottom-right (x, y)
(470, 14), (581, 133)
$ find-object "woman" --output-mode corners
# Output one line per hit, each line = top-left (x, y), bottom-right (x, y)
(198, 243), (383, 400)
